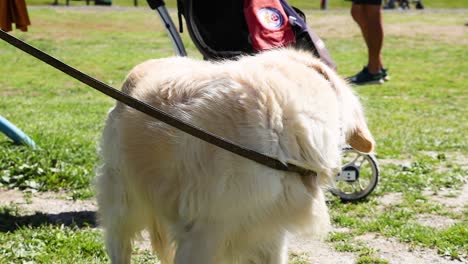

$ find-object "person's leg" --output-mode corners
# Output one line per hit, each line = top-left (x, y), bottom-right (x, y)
(362, 4), (384, 74)
(351, 3), (370, 48)
(348, 0), (386, 84)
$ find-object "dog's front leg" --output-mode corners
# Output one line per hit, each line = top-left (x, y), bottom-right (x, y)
(105, 230), (132, 264)
(102, 211), (136, 264)
(247, 234), (288, 264)
(174, 225), (220, 264)
(266, 236), (288, 264)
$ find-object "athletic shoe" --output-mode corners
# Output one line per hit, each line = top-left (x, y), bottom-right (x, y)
(382, 67), (390, 81)
(347, 67), (384, 85)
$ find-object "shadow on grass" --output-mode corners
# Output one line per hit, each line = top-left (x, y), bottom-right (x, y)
(0, 210), (97, 232)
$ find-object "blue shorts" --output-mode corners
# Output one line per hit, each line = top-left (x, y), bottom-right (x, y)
(349, 0), (382, 5)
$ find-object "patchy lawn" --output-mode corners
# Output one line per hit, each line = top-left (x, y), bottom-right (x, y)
(0, 6), (466, 263)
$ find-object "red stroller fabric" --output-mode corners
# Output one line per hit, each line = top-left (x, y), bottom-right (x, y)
(243, 0), (295, 51)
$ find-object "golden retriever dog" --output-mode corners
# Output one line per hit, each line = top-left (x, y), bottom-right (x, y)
(95, 48), (374, 264)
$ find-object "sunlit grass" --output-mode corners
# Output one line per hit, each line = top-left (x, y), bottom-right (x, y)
(0, 6), (466, 262)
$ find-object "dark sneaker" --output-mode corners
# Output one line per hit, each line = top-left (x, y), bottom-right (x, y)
(382, 67), (390, 81)
(415, 1), (424, 9)
(347, 67), (384, 85)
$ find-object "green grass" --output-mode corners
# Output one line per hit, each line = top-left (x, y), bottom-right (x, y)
(328, 190), (468, 259)
(0, 204), (106, 263)
(0, 225), (107, 263)
(0, 8), (188, 196)
(327, 232), (390, 263)
(0, 6), (467, 263)
(376, 155), (466, 194)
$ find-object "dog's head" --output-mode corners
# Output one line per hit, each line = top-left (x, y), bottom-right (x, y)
(235, 48), (375, 190)
(281, 49), (376, 154)
(315, 66), (375, 154)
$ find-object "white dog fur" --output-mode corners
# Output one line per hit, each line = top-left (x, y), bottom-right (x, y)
(95, 48), (375, 264)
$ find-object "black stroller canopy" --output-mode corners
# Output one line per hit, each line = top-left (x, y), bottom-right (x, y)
(178, 0), (254, 59)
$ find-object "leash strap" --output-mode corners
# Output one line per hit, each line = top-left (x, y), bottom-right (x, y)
(0, 30), (313, 176)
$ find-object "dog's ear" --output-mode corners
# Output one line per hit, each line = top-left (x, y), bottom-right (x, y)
(348, 122), (375, 153)
(303, 57), (375, 153)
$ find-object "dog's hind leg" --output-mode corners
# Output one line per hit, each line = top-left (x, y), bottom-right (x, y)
(97, 167), (142, 264)
(104, 227), (132, 264)
(148, 218), (175, 264)
(96, 109), (142, 264)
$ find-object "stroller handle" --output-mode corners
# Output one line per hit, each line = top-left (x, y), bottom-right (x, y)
(146, 0), (187, 57)
(146, 0), (164, 9)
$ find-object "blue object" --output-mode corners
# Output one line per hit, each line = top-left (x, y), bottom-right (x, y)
(0, 115), (36, 148)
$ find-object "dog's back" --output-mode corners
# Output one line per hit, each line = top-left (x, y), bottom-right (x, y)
(96, 48), (374, 263)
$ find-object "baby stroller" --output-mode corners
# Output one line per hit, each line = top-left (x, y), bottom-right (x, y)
(149, 0), (336, 67)
(147, 0), (379, 201)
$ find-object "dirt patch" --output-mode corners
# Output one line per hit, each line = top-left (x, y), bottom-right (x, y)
(309, 14), (361, 39)
(376, 192), (404, 211)
(289, 233), (356, 264)
(304, 11), (466, 44)
(0, 90), (22, 96)
(385, 23), (467, 44)
(378, 192), (403, 206)
(135, 231), (359, 263)
(0, 90), (42, 97)
(0, 189), (357, 263)
(0, 189), (97, 231)
(416, 214), (459, 229)
(25, 7), (164, 42)
(26, 7), (466, 45)
(0, 189), (97, 215)
(423, 183), (468, 213)
(378, 158), (412, 167)
(379, 151), (467, 168)
(357, 233), (459, 264)
(420, 151), (468, 170)
(377, 191), (462, 229)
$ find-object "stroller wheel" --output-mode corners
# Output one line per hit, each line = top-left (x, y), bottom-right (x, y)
(330, 147), (379, 202)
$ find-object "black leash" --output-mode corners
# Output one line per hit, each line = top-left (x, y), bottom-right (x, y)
(0, 30), (313, 176)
